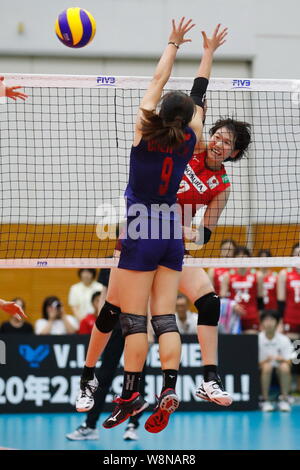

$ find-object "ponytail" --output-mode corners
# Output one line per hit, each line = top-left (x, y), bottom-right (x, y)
(140, 108), (186, 148)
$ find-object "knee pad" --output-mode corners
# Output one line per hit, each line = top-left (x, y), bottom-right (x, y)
(195, 292), (220, 326)
(119, 313), (147, 338)
(151, 314), (179, 338)
(95, 301), (121, 333)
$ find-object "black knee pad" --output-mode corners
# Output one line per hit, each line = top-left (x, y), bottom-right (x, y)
(119, 313), (147, 338)
(95, 301), (121, 333)
(195, 292), (220, 326)
(151, 314), (179, 338)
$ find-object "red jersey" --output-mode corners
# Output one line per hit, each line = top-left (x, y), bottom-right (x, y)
(79, 313), (96, 334)
(176, 151), (231, 226)
(262, 271), (278, 310)
(284, 268), (300, 325)
(228, 269), (259, 321)
(213, 267), (230, 296)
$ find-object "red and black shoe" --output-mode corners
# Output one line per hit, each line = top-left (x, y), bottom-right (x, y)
(102, 392), (148, 429)
(144, 388), (179, 434)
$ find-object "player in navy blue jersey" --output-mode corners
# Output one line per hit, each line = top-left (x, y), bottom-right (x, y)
(77, 17), (205, 434)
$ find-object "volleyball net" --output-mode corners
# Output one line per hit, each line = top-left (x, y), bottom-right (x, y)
(0, 73), (300, 268)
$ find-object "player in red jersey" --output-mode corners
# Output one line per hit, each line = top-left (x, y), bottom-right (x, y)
(257, 249), (278, 311)
(278, 243), (300, 393)
(278, 244), (300, 338)
(221, 246), (264, 334)
(207, 239), (237, 295)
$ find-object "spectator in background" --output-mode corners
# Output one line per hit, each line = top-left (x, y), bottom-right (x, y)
(175, 294), (197, 335)
(277, 243), (300, 394)
(78, 292), (101, 335)
(221, 246), (264, 334)
(68, 269), (103, 322)
(35, 296), (78, 335)
(257, 249), (278, 311)
(208, 238), (237, 296)
(0, 298), (33, 334)
(259, 310), (294, 412)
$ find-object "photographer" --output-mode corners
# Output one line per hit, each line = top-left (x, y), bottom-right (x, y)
(35, 296), (78, 335)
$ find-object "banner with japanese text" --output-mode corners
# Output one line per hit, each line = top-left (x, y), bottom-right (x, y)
(0, 334), (259, 412)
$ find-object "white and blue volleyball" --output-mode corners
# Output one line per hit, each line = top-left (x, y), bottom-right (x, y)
(55, 8), (96, 48)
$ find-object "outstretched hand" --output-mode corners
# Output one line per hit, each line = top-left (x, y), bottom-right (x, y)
(0, 300), (27, 319)
(0, 76), (28, 101)
(169, 17), (195, 46)
(201, 24), (228, 52)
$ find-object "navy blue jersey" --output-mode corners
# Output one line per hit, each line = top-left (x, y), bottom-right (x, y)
(125, 127), (196, 207)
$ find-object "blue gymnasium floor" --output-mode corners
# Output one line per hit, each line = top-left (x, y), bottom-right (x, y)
(1, 407), (300, 450)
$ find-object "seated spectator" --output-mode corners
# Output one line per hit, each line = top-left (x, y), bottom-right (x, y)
(0, 297), (33, 334)
(259, 310), (295, 412)
(35, 296), (78, 335)
(78, 291), (101, 335)
(68, 269), (103, 321)
(175, 294), (197, 334)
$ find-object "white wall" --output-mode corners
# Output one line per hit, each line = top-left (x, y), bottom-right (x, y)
(0, 0), (299, 78)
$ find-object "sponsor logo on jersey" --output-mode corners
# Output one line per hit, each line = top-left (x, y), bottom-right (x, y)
(222, 174), (230, 184)
(184, 165), (208, 194)
(207, 175), (219, 190)
(177, 180), (190, 194)
(232, 79), (251, 89)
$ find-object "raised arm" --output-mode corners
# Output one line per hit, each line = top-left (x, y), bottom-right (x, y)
(189, 24), (228, 146)
(138, 18), (194, 113)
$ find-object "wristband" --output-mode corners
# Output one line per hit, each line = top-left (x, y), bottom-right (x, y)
(168, 41), (179, 49)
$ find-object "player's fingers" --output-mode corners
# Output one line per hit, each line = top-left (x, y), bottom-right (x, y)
(201, 31), (208, 42)
(172, 19), (176, 31)
(178, 16), (185, 30)
(182, 18), (193, 30)
(184, 23), (195, 34)
(213, 23), (221, 37)
(0, 76), (4, 81)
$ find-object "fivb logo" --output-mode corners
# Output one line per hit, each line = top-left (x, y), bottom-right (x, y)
(96, 76), (116, 86)
(232, 79), (251, 89)
(0, 340), (6, 365)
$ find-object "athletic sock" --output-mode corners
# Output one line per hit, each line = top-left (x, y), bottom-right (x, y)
(161, 369), (178, 393)
(81, 365), (95, 382)
(121, 371), (141, 399)
(203, 364), (218, 382)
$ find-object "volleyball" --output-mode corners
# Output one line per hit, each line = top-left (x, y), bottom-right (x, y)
(55, 7), (96, 48)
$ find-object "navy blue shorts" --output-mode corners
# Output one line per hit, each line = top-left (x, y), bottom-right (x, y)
(118, 216), (184, 272)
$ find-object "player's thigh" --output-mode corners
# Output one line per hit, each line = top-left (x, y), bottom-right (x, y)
(179, 264), (214, 303)
(116, 268), (156, 314)
(106, 265), (121, 306)
(150, 265), (181, 315)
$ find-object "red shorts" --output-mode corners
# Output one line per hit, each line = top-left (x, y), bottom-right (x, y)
(241, 318), (259, 332)
(283, 322), (300, 334)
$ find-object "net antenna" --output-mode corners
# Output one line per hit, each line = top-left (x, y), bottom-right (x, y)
(0, 73), (300, 268)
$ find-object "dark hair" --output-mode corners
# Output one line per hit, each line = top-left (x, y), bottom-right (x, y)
(140, 91), (195, 149)
(91, 291), (101, 304)
(291, 243), (300, 255)
(258, 249), (272, 257)
(42, 296), (61, 320)
(220, 238), (237, 249)
(260, 309), (280, 324)
(12, 297), (26, 311)
(209, 117), (251, 162)
(78, 268), (97, 280)
(234, 246), (251, 257)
